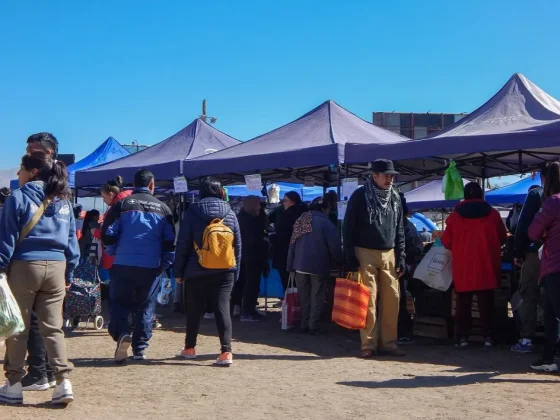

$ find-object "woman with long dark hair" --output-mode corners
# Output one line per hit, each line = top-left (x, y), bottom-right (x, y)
(0, 151), (79, 405)
(272, 191), (308, 293)
(78, 209), (100, 258)
(528, 161), (560, 373)
(174, 177), (241, 365)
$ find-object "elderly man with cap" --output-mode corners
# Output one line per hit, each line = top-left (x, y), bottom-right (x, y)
(343, 159), (406, 358)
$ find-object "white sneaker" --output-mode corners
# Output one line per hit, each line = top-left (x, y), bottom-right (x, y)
(51, 379), (74, 405)
(233, 305), (241, 317)
(0, 381), (23, 405)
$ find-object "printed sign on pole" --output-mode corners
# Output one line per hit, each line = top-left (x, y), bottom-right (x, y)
(173, 176), (189, 193)
(342, 178), (359, 200)
(337, 201), (348, 221)
(304, 176), (315, 187)
(245, 174), (263, 191)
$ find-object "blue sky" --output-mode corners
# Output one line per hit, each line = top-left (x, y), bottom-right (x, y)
(1, 0), (559, 175)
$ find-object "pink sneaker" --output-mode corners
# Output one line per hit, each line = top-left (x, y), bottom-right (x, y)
(178, 348), (196, 360)
(216, 352), (233, 366)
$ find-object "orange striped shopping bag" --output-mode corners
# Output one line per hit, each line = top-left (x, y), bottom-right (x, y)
(331, 273), (370, 330)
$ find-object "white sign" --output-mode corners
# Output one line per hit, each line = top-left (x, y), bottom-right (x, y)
(304, 176), (315, 187)
(337, 201), (348, 221)
(342, 178), (359, 200)
(173, 176), (189, 193)
(245, 174), (263, 191)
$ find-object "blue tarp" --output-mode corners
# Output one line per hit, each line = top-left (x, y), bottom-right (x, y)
(224, 183), (336, 201)
(345, 73), (560, 178)
(10, 137), (129, 191)
(486, 174), (541, 205)
(75, 118), (240, 188)
(404, 179), (469, 210)
(409, 214), (437, 232)
(181, 100), (408, 181)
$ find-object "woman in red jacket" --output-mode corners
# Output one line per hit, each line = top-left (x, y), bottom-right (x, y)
(441, 182), (507, 348)
(94, 177), (132, 270)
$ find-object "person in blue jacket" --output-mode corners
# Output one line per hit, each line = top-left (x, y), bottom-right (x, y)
(287, 195), (342, 334)
(0, 151), (79, 406)
(102, 169), (176, 363)
(174, 177), (241, 366)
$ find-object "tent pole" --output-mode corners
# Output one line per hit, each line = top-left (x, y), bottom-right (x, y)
(336, 165), (341, 199)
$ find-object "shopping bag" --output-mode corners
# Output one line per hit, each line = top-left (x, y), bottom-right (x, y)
(0, 273), (25, 346)
(442, 160), (464, 200)
(157, 275), (173, 305)
(414, 238), (453, 291)
(259, 262), (284, 298)
(331, 272), (370, 330)
(281, 273), (301, 330)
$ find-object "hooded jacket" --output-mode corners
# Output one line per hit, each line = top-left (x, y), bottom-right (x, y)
(0, 181), (80, 282)
(528, 193), (560, 279)
(237, 208), (268, 264)
(102, 188), (176, 270)
(441, 199), (507, 292)
(513, 186), (543, 257)
(95, 189), (133, 269)
(174, 197), (242, 281)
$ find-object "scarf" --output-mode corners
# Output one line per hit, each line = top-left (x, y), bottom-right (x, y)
(290, 211), (313, 244)
(364, 177), (400, 225)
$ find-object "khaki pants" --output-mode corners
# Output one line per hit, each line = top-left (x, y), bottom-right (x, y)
(356, 247), (399, 351)
(4, 260), (73, 384)
(517, 253), (542, 339)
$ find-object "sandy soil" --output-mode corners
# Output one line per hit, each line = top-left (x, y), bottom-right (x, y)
(2, 306), (559, 420)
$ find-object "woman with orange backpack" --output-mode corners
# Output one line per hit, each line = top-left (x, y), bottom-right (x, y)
(174, 177), (241, 366)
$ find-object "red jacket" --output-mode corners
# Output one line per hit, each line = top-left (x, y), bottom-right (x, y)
(93, 190), (133, 269)
(441, 199), (507, 292)
(529, 193), (560, 279)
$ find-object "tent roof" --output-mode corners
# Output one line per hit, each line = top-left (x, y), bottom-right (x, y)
(404, 179), (469, 210)
(75, 118), (240, 187)
(181, 100), (409, 183)
(345, 73), (560, 179)
(68, 137), (129, 187)
(486, 174), (542, 205)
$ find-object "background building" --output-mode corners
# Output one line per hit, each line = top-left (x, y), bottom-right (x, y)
(372, 112), (468, 139)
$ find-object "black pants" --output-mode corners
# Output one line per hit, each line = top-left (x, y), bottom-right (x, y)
(454, 290), (494, 339)
(26, 311), (53, 379)
(186, 273), (234, 353)
(239, 261), (262, 315)
(279, 268), (290, 294)
(398, 277), (413, 338)
(542, 273), (560, 361)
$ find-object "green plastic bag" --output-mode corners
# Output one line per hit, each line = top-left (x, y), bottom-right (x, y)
(0, 274), (24, 344)
(442, 161), (464, 200)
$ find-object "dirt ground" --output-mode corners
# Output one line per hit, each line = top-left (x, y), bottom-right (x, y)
(2, 304), (559, 420)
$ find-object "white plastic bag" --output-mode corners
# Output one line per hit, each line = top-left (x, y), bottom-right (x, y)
(538, 245), (543, 260)
(414, 239), (453, 292)
(156, 275), (173, 306)
(0, 273), (25, 345)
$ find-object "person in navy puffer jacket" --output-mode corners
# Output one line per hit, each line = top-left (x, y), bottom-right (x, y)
(102, 169), (176, 363)
(287, 196), (342, 334)
(174, 177), (241, 366)
(0, 151), (79, 405)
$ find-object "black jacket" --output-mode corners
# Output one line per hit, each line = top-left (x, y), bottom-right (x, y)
(514, 186), (543, 258)
(271, 203), (308, 271)
(237, 209), (268, 265)
(173, 197), (242, 281)
(343, 186), (405, 268)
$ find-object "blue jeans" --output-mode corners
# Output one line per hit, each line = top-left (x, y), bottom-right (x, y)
(108, 265), (160, 352)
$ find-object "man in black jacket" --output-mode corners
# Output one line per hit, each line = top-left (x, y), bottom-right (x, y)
(233, 196), (269, 321)
(343, 159), (406, 358)
(511, 166), (548, 353)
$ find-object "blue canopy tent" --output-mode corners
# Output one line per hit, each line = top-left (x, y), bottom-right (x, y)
(404, 179), (469, 210)
(345, 73), (560, 180)
(181, 100), (409, 185)
(486, 174), (542, 205)
(10, 137), (130, 195)
(75, 118), (240, 189)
